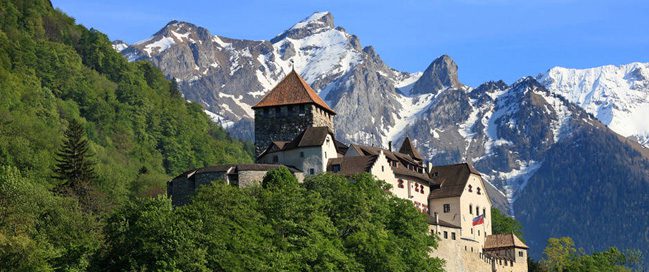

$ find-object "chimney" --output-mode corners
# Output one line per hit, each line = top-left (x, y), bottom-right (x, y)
(388, 141), (392, 151)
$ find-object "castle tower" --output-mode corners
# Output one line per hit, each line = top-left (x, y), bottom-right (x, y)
(252, 70), (336, 156)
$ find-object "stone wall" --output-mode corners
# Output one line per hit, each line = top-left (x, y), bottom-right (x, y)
(254, 104), (333, 155)
(429, 226), (528, 272)
(237, 170), (267, 187)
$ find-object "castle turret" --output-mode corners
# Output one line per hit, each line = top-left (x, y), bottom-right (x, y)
(252, 70), (335, 156)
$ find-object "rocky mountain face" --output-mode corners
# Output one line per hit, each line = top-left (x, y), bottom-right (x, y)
(538, 62), (649, 148)
(117, 12), (649, 262)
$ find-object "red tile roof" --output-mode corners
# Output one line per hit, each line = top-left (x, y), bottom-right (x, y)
(252, 70), (335, 114)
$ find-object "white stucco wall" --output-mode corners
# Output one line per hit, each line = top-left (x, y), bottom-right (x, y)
(258, 134), (338, 175)
(459, 173), (493, 244)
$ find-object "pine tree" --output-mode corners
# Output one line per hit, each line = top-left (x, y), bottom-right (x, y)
(52, 119), (97, 193)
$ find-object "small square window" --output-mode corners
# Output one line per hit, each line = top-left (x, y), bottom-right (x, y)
(519, 251), (524, 257)
(443, 204), (450, 213)
(332, 164), (341, 173)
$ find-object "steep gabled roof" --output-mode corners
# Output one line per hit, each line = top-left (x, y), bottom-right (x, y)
(399, 137), (423, 161)
(252, 70), (335, 114)
(257, 127), (336, 160)
(284, 126), (333, 149)
(346, 144), (432, 183)
(327, 155), (378, 176)
(428, 163), (482, 199)
(484, 233), (528, 250)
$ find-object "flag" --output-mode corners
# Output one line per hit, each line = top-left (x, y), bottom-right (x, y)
(472, 215), (484, 226)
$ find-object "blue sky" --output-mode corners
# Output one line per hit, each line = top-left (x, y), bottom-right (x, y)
(52, 0), (648, 86)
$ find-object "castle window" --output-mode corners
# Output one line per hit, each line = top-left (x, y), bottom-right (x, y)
(468, 185), (473, 192)
(300, 152), (304, 158)
(451, 232), (456, 240)
(443, 204), (450, 213)
(469, 204), (473, 214)
(519, 251), (523, 257)
(483, 208), (486, 218)
(471, 228), (473, 234)
(420, 185), (425, 194)
(309, 168), (315, 175)
(443, 231), (448, 239)
(398, 179), (404, 188)
(478, 230), (480, 236)
(477, 187), (481, 195)
(324, 152), (327, 158)
(332, 164), (341, 173)
(381, 165), (384, 172)
(415, 184), (419, 192)
(476, 206), (480, 216)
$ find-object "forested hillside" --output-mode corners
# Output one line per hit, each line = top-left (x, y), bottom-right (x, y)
(0, 0), (252, 200)
(0, 0), (251, 269)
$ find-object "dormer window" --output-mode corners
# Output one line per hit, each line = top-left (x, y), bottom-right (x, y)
(468, 185), (473, 192)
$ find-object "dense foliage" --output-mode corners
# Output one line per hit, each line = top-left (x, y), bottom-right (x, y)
(97, 168), (444, 271)
(491, 207), (524, 241)
(535, 237), (643, 272)
(0, 0), (251, 270)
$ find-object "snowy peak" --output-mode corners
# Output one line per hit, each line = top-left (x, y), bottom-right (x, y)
(290, 11), (334, 31)
(410, 55), (463, 95)
(111, 40), (128, 52)
(128, 20), (213, 58)
(271, 11), (335, 42)
(538, 62), (649, 147)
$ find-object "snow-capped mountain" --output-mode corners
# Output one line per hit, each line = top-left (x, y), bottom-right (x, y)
(116, 12), (649, 261)
(538, 62), (649, 147)
(111, 40), (128, 52)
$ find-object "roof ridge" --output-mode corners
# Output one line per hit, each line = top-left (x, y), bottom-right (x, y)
(252, 70), (335, 113)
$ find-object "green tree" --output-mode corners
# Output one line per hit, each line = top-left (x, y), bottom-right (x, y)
(52, 119), (97, 192)
(259, 167), (360, 271)
(98, 196), (207, 271)
(0, 166), (101, 271)
(491, 207), (524, 241)
(178, 182), (274, 271)
(542, 237), (577, 272)
(304, 173), (444, 272)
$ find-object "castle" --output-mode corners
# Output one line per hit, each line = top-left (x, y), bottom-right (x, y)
(167, 70), (528, 272)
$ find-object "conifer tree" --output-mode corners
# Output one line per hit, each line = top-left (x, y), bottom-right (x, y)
(52, 119), (97, 193)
